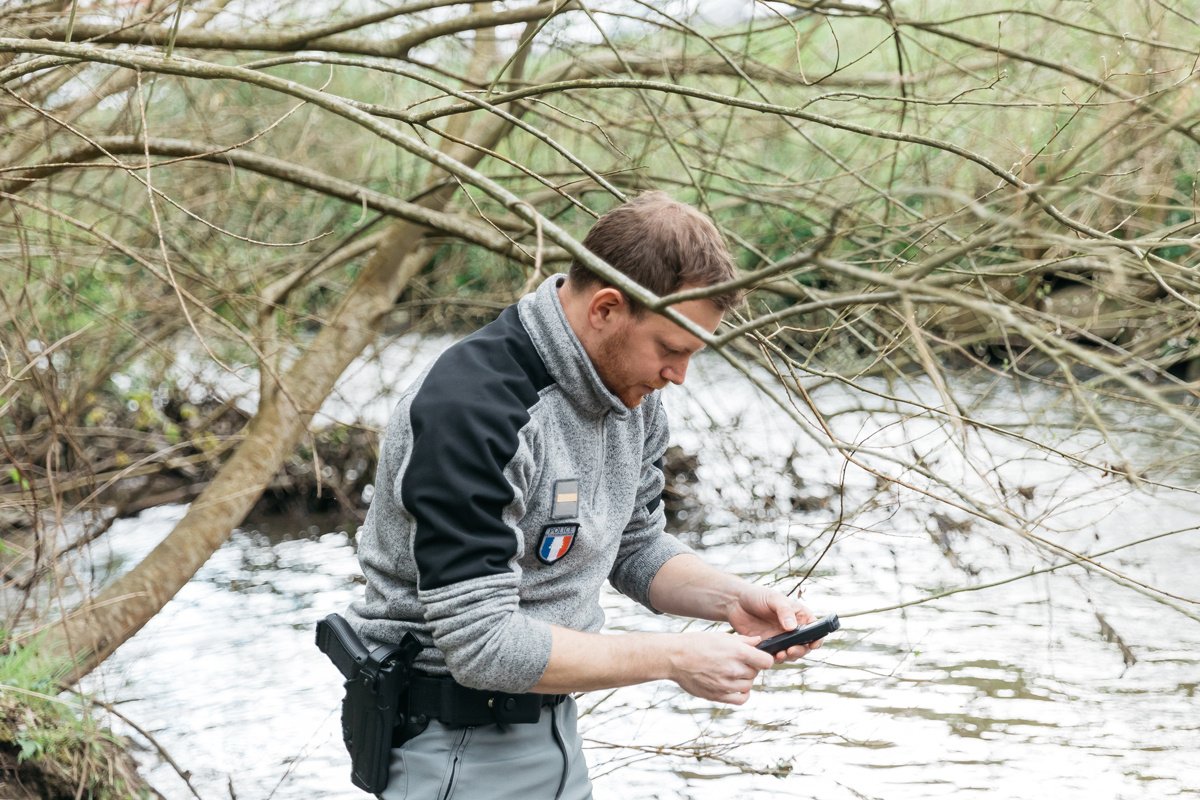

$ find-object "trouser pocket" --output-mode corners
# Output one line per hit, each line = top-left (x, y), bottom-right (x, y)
(379, 722), (471, 800)
(438, 726), (474, 800)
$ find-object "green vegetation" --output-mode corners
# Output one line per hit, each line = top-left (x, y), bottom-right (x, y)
(0, 637), (150, 799)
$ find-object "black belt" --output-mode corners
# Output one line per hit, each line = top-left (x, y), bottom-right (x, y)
(402, 674), (566, 730)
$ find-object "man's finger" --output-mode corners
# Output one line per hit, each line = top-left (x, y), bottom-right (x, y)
(783, 642), (814, 661)
(771, 595), (797, 630)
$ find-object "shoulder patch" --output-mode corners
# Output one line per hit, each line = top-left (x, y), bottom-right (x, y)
(537, 523), (579, 564)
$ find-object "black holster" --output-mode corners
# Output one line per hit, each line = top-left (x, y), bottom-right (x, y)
(316, 614), (423, 794)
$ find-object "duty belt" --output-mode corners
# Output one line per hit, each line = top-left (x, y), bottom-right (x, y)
(401, 673), (566, 732)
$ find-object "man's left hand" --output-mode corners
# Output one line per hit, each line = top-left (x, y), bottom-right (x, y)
(727, 586), (821, 663)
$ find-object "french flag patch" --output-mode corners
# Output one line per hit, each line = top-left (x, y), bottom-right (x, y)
(537, 523), (579, 564)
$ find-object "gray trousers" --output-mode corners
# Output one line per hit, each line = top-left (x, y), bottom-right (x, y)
(378, 696), (593, 800)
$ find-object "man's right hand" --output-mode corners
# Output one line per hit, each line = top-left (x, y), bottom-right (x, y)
(666, 632), (775, 705)
(531, 625), (775, 702)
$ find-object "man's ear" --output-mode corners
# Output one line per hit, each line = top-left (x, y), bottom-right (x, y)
(586, 287), (628, 331)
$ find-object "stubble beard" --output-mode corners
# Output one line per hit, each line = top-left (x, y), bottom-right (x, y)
(593, 325), (646, 408)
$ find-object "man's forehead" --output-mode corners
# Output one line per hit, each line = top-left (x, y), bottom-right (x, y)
(659, 298), (723, 333)
(644, 303), (722, 347)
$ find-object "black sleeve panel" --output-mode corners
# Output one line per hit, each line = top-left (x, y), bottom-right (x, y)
(404, 305), (554, 591)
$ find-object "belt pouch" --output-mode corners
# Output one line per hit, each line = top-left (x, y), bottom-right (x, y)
(409, 676), (543, 726)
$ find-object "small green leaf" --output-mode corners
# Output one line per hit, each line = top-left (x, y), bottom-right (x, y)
(7, 467), (29, 490)
(17, 737), (43, 762)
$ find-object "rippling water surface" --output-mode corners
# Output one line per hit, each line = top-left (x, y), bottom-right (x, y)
(81, 345), (1200, 799)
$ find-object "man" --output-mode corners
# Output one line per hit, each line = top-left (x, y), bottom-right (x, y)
(345, 192), (820, 799)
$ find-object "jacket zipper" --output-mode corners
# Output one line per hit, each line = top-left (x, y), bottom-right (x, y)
(591, 413), (607, 507)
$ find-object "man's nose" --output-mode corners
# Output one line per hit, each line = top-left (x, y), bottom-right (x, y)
(662, 359), (688, 385)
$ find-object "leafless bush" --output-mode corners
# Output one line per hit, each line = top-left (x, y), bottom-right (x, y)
(0, 0), (1195, 708)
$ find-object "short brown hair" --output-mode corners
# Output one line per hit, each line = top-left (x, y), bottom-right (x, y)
(567, 192), (741, 311)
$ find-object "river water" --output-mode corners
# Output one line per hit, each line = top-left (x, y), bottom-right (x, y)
(78, 339), (1200, 800)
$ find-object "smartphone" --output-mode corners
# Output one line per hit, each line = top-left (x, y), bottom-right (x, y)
(755, 613), (840, 655)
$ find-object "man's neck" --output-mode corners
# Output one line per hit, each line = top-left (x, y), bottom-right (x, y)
(557, 281), (597, 360)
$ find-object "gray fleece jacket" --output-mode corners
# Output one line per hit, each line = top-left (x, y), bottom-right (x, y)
(346, 274), (693, 693)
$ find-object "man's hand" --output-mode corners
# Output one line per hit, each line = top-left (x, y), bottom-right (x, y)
(531, 574), (824, 700)
(646, 554), (826, 671)
(726, 585), (821, 663)
(666, 632), (775, 705)
(532, 627), (773, 699)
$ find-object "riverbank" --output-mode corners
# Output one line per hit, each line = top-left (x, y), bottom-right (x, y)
(0, 685), (160, 799)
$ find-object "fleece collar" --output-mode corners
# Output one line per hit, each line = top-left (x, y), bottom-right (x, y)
(518, 274), (631, 419)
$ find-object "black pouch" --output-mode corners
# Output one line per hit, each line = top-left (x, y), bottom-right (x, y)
(317, 614), (423, 794)
(406, 675), (544, 726)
